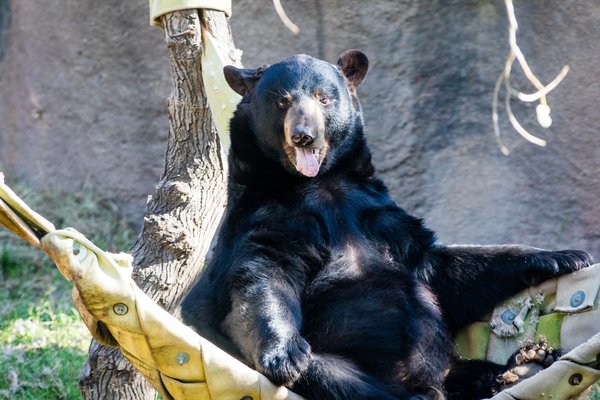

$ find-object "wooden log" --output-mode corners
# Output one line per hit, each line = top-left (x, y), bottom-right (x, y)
(78, 9), (240, 399)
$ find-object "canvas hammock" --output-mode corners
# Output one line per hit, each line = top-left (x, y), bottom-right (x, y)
(1, 1), (600, 398)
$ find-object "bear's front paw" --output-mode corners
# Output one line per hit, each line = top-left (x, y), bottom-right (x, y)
(257, 334), (311, 387)
(542, 250), (593, 275)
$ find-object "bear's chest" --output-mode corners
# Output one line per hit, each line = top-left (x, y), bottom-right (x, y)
(307, 241), (399, 289)
(289, 180), (392, 243)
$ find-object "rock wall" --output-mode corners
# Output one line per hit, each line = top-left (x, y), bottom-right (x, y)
(0, 0), (171, 223)
(1, 0), (599, 257)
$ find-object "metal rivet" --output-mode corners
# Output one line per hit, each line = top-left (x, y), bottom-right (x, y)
(570, 291), (585, 308)
(221, 104), (226, 110)
(113, 303), (128, 315)
(175, 352), (190, 366)
(73, 242), (87, 261)
(230, 98), (235, 103)
(501, 309), (519, 325)
(214, 86), (219, 92)
(568, 373), (583, 386)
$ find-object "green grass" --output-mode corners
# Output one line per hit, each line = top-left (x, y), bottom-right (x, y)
(0, 178), (137, 399)
(0, 257), (91, 399)
(589, 385), (600, 400)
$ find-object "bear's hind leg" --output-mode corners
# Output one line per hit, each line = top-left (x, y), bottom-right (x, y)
(444, 341), (560, 400)
(291, 353), (432, 400)
(493, 341), (560, 393)
(444, 359), (506, 400)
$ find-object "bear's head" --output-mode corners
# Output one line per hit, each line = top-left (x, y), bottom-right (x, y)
(224, 50), (369, 178)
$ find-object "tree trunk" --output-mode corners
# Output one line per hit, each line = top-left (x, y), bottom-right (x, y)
(78, 9), (240, 400)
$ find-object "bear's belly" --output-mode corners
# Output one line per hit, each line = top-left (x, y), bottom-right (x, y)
(301, 245), (445, 377)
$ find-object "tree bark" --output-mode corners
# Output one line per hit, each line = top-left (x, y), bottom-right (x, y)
(79, 9), (240, 400)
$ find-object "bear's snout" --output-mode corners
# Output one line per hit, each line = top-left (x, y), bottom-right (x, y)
(283, 97), (325, 149)
(290, 126), (315, 147)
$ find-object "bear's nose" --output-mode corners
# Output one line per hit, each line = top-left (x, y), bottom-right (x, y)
(291, 127), (315, 147)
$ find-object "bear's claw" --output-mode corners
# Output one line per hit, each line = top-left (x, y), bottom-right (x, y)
(535, 249), (593, 276)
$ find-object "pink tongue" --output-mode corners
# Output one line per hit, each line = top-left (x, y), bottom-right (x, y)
(295, 148), (319, 177)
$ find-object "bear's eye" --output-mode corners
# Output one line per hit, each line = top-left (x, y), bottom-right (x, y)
(319, 96), (330, 105)
(277, 99), (288, 109)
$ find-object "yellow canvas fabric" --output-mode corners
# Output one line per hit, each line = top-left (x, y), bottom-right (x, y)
(535, 313), (563, 350)
(453, 322), (490, 360)
(149, 0), (231, 27)
(201, 27), (242, 150)
(0, 172), (55, 247)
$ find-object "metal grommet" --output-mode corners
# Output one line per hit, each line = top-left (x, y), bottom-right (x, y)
(175, 352), (190, 366)
(570, 290), (585, 308)
(240, 397), (253, 400)
(72, 242), (88, 261)
(501, 308), (519, 325)
(113, 303), (129, 315)
(568, 373), (583, 386)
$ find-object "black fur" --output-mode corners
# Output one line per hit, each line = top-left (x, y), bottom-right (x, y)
(181, 52), (593, 400)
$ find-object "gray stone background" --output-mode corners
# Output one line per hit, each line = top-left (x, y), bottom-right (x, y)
(1, 0), (599, 258)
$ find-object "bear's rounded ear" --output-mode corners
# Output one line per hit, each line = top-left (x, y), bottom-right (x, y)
(337, 50), (369, 92)
(223, 65), (268, 97)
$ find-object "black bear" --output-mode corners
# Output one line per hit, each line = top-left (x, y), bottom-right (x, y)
(181, 50), (593, 400)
